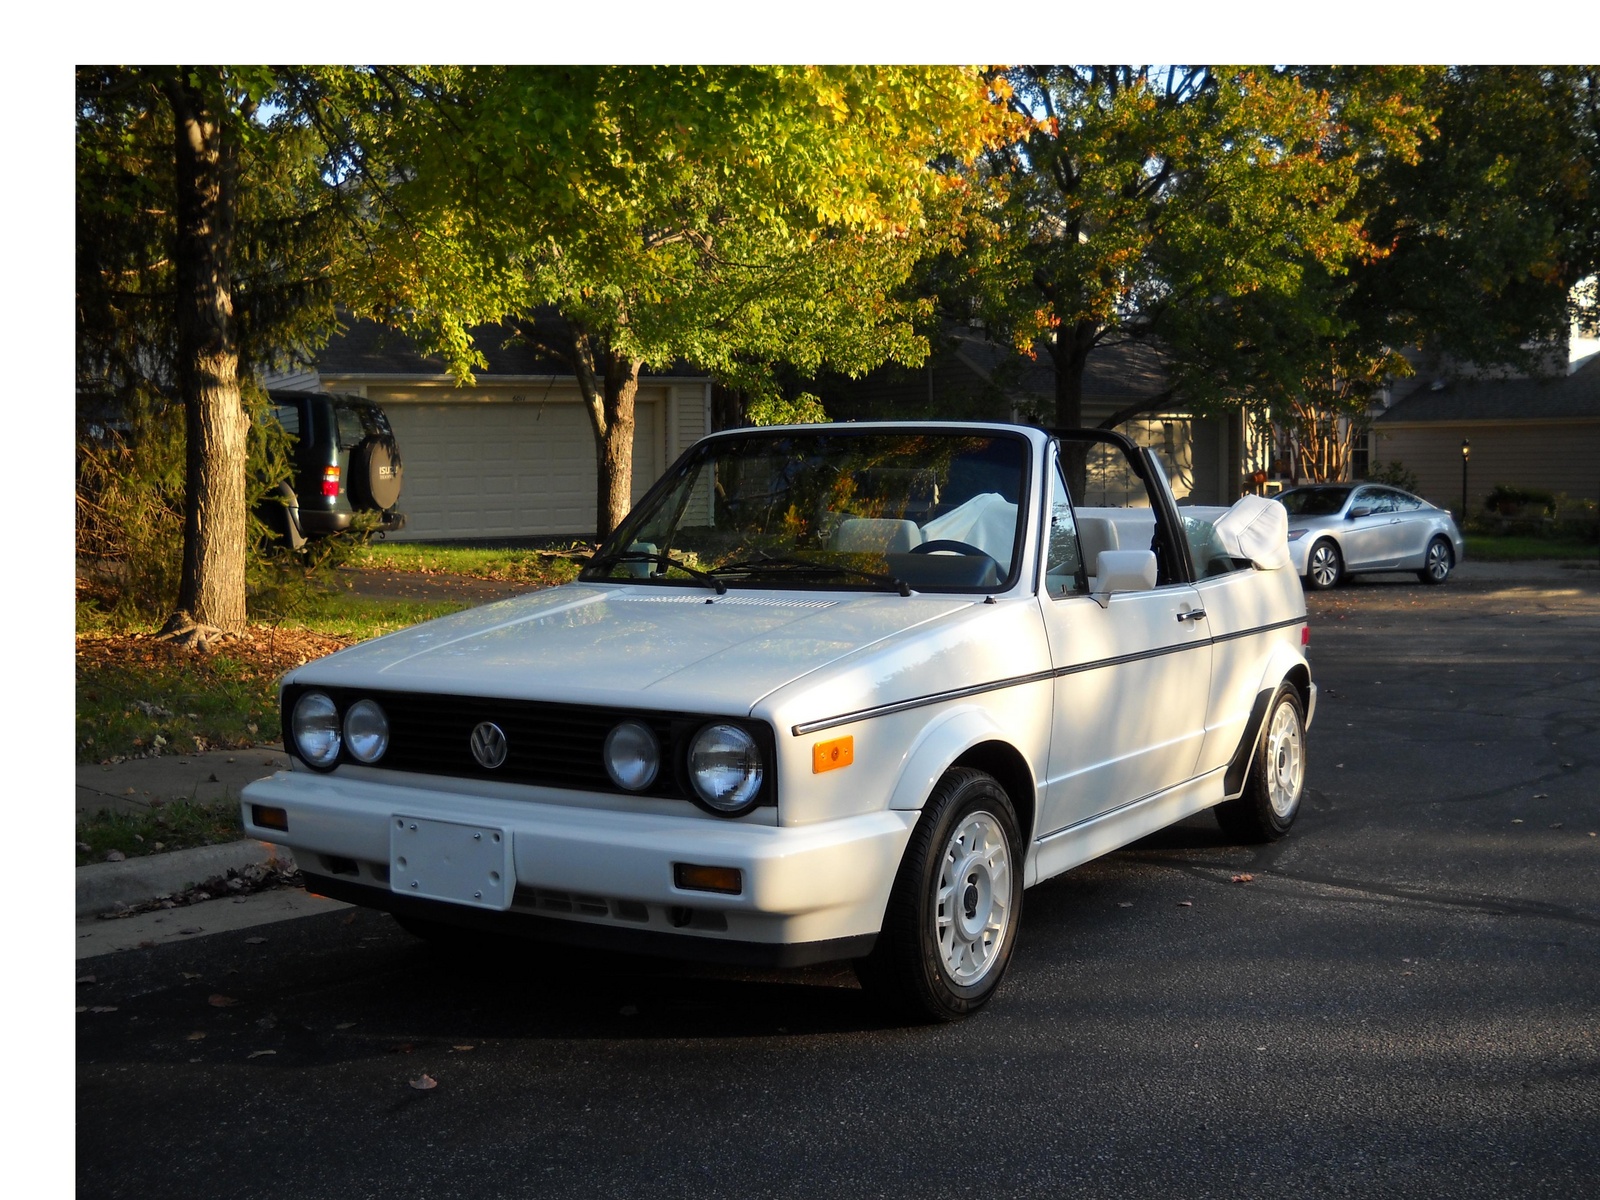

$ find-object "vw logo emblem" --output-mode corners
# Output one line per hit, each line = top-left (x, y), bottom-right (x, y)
(469, 721), (508, 769)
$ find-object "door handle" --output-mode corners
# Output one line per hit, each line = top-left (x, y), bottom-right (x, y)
(1176, 608), (1207, 623)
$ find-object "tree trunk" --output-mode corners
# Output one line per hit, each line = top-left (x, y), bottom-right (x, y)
(569, 325), (641, 542)
(1050, 320), (1099, 499)
(168, 73), (248, 636)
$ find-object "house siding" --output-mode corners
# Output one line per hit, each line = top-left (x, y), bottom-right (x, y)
(1372, 420), (1600, 510)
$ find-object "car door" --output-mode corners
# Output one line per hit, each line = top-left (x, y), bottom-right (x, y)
(1035, 439), (1212, 837)
(1338, 485), (1397, 570)
(1385, 489), (1436, 565)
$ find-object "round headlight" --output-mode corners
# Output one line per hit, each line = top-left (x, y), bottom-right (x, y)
(291, 691), (341, 768)
(604, 720), (660, 791)
(343, 699), (390, 764)
(688, 723), (764, 813)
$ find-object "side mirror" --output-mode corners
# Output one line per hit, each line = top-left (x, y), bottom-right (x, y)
(1347, 506), (1372, 519)
(1091, 549), (1158, 607)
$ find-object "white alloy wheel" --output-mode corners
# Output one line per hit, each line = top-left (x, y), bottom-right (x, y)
(1214, 685), (1308, 843)
(936, 811), (1014, 987)
(1264, 698), (1305, 820)
(855, 767), (1024, 1021)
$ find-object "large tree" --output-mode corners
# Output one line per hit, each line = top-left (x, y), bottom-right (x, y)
(315, 66), (1005, 540)
(77, 66), (354, 640)
(958, 66), (1399, 437)
(1162, 66), (1600, 481)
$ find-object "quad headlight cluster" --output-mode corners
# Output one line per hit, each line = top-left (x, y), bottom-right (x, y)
(291, 691), (389, 769)
(291, 689), (765, 815)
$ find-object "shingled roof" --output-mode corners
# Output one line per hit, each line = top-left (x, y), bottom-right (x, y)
(1376, 357), (1600, 424)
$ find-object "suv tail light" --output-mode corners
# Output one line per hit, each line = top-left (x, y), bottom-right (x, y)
(321, 465), (340, 497)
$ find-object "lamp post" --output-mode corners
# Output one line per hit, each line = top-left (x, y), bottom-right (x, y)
(1460, 438), (1470, 524)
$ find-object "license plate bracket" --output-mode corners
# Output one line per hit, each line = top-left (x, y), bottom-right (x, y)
(390, 816), (514, 911)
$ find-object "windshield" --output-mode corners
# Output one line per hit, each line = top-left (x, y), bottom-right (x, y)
(1277, 487), (1351, 518)
(583, 428), (1031, 593)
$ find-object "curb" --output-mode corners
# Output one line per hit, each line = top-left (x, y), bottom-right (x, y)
(77, 839), (297, 918)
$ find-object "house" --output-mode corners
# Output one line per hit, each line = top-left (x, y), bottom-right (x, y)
(271, 320), (713, 541)
(812, 326), (1254, 506)
(1371, 356), (1600, 512)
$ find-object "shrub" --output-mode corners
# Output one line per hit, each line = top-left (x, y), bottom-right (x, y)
(1484, 483), (1557, 517)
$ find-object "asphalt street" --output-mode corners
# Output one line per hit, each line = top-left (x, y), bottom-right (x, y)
(75, 565), (1600, 1199)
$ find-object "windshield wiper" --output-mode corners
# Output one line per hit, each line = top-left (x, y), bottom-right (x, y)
(588, 550), (726, 595)
(710, 553), (912, 596)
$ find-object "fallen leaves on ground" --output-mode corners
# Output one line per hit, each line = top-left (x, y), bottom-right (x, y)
(1231, 873), (1255, 884)
(208, 994), (239, 1008)
(410, 1074), (438, 1091)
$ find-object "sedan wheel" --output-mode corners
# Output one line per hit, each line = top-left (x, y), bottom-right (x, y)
(1305, 540), (1343, 590)
(1417, 536), (1454, 585)
(856, 767), (1023, 1022)
(1215, 685), (1306, 843)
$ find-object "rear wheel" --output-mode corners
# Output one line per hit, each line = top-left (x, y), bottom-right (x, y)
(1305, 540), (1342, 590)
(855, 768), (1023, 1022)
(1215, 685), (1306, 843)
(1417, 536), (1454, 584)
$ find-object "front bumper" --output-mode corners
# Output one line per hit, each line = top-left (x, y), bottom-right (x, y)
(241, 769), (916, 965)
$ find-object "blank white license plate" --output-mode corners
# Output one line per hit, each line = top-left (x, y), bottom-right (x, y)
(390, 816), (514, 911)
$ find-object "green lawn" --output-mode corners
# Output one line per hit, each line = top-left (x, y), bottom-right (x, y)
(77, 798), (247, 867)
(353, 541), (586, 587)
(1465, 534), (1600, 562)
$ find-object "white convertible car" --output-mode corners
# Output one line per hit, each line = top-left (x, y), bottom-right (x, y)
(242, 423), (1315, 1021)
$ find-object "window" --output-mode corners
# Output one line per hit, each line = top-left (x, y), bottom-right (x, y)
(1044, 458), (1084, 596)
(272, 403), (301, 439)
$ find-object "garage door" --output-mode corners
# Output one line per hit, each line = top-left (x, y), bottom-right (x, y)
(381, 398), (661, 540)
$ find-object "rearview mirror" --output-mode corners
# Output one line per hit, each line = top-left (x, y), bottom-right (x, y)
(1091, 549), (1158, 607)
(1347, 506), (1372, 519)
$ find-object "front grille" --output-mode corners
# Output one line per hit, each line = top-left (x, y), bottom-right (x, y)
(283, 685), (775, 808)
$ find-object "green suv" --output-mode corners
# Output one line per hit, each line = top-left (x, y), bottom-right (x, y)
(263, 390), (405, 546)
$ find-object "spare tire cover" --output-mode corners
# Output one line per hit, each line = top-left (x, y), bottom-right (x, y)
(349, 438), (402, 510)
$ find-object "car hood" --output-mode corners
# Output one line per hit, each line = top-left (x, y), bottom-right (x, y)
(286, 583), (975, 714)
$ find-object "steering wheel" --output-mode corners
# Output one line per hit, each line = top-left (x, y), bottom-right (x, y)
(910, 539), (988, 556)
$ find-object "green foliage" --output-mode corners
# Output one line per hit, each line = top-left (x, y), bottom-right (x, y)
(310, 67), (1004, 533)
(1365, 460), (1421, 493)
(1485, 483), (1558, 516)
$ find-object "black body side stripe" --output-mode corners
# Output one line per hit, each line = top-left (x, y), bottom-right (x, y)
(1210, 615), (1307, 644)
(790, 613), (1307, 736)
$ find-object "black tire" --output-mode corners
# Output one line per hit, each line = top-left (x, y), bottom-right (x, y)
(348, 437), (403, 511)
(1417, 535), (1454, 585)
(1304, 539), (1343, 590)
(1215, 685), (1307, 843)
(855, 768), (1024, 1022)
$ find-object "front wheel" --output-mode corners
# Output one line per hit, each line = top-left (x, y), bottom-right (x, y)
(1417, 536), (1454, 585)
(1215, 685), (1307, 843)
(1305, 539), (1343, 590)
(855, 768), (1024, 1022)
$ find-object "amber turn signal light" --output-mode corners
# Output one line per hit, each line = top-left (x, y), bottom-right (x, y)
(812, 735), (854, 774)
(673, 863), (742, 895)
(251, 805), (289, 832)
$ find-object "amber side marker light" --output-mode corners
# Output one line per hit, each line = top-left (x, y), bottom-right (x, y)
(673, 863), (743, 895)
(252, 805), (289, 833)
(812, 735), (854, 774)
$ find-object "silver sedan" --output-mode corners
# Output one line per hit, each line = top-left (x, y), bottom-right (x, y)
(1278, 484), (1466, 590)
